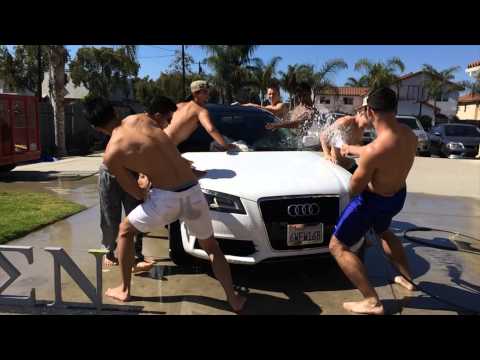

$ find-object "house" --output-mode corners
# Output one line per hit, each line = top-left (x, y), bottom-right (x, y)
(466, 60), (480, 78)
(394, 71), (461, 119)
(456, 93), (480, 121)
(315, 87), (369, 114)
(41, 71), (134, 102)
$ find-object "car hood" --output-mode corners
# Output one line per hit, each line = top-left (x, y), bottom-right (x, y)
(183, 151), (351, 201)
(443, 136), (480, 146)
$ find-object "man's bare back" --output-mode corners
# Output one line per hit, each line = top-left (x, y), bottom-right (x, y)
(165, 101), (208, 145)
(362, 123), (417, 196)
(104, 114), (196, 199)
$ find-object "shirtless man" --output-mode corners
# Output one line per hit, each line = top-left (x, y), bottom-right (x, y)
(243, 82), (288, 120)
(265, 82), (316, 132)
(328, 87), (416, 315)
(320, 98), (370, 174)
(165, 80), (236, 151)
(85, 97), (246, 313)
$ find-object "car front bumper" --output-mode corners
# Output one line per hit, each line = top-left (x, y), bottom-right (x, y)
(179, 196), (366, 265)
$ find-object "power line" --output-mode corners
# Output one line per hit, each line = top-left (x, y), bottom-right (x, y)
(143, 45), (177, 53)
(138, 55), (176, 59)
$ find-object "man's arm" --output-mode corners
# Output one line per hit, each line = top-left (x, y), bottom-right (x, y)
(104, 154), (145, 201)
(348, 147), (377, 197)
(341, 144), (365, 157)
(198, 109), (234, 150)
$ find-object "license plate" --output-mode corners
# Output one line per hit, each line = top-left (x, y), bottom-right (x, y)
(287, 223), (324, 246)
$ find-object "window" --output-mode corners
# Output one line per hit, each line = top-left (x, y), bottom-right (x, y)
(320, 96), (330, 104)
(343, 97), (353, 105)
(407, 86), (419, 100)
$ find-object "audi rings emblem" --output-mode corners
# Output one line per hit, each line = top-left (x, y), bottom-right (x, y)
(287, 203), (320, 217)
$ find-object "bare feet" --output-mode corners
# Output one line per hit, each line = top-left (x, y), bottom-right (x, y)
(229, 293), (247, 314)
(343, 298), (384, 315)
(394, 275), (416, 291)
(103, 254), (118, 267)
(132, 260), (155, 274)
(105, 286), (130, 302)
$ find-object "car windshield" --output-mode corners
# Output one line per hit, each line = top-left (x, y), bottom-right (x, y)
(397, 117), (420, 130)
(444, 125), (480, 137)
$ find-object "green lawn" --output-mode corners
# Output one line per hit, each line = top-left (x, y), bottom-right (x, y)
(0, 191), (86, 244)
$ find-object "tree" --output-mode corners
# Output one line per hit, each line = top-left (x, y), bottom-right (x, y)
(354, 57), (405, 90)
(422, 64), (462, 127)
(344, 76), (369, 87)
(47, 46), (69, 157)
(247, 56), (282, 105)
(0, 45), (49, 94)
(312, 59), (348, 103)
(69, 46), (140, 99)
(168, 48), (195, 74)
(202, 45), (258, 103)
(460, 71), (480, 95)
(279, 64), (299, 106)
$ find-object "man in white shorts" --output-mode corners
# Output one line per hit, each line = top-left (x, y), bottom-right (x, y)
(84, 96), (247, 313)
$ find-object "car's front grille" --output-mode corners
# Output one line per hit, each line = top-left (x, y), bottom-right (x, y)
(258, 195), (340, 251)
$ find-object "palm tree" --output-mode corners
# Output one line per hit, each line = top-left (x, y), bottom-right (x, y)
(47, 45), (69, 157)
(354, 57), (405, 90)
(279, 64), (299, 106)
(247, 56), (282, 105)
(312, 59), (348, 103)
(344, 76), (369, 87)
(460, 71), (480, 95)
(202, 45), (258, 103)
(422, 64), (462, 127)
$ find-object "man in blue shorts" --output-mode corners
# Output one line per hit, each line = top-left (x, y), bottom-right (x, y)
(330, 87), (417, 315)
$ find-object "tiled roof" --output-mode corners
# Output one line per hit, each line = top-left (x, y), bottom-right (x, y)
(467, 61), (480, 69)
(317, 87), (369, 96)
(458, 93), (480, 103)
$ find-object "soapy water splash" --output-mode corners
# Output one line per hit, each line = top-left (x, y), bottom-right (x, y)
(209, 106), (351, 151)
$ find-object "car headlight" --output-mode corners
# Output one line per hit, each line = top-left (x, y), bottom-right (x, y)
(418, 133), (429, 142)
(202, 189), (246, 214)
(446, 142), (464, 150)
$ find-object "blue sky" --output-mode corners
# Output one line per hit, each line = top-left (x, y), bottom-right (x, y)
(9, 44), (480, 88)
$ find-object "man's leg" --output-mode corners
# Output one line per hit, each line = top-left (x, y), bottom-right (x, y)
(105, 218), (138, 302)
(329, 235), (384, 315)
(379, 230), (415, 291)
(197, 236), (246, 313)
(122, 190), (154, 273)
(99, 166), (122, 267)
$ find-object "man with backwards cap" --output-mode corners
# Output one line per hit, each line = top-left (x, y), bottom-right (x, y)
(329, 87), (417, 315)
(165, 80), (237, 151)
(320, 96), (370, 174)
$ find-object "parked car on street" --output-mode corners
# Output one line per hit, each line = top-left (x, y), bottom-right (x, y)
(429, 123), (480, 159)
(396, 115), (431, 156)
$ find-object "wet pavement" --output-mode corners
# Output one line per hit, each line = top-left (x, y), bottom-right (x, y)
(0, 176), (479, 315)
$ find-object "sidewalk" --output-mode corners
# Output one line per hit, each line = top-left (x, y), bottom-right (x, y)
(1, 153), (104, 181)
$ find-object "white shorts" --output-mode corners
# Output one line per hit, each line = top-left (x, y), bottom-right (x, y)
(127, 184), (214, 240)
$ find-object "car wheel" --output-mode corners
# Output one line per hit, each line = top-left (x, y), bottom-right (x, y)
(419, 151), (430, 157)
(168, 220), (194, 266)
(0, 164), (16, 172)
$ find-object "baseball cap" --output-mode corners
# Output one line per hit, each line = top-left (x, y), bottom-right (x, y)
(365, 87), (398, 111)
(191, 80), (210, 93)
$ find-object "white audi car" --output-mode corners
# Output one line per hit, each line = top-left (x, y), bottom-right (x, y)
(167, 104), (369, 265)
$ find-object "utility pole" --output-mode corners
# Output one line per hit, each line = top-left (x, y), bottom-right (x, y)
(37, 45), (42, 102)
(181, 45), (186, 99)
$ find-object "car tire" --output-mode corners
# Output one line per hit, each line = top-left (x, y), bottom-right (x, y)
(168, 220), (194, 266)
(0, 164), (16, 172)
(419, 151), (430, 157)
